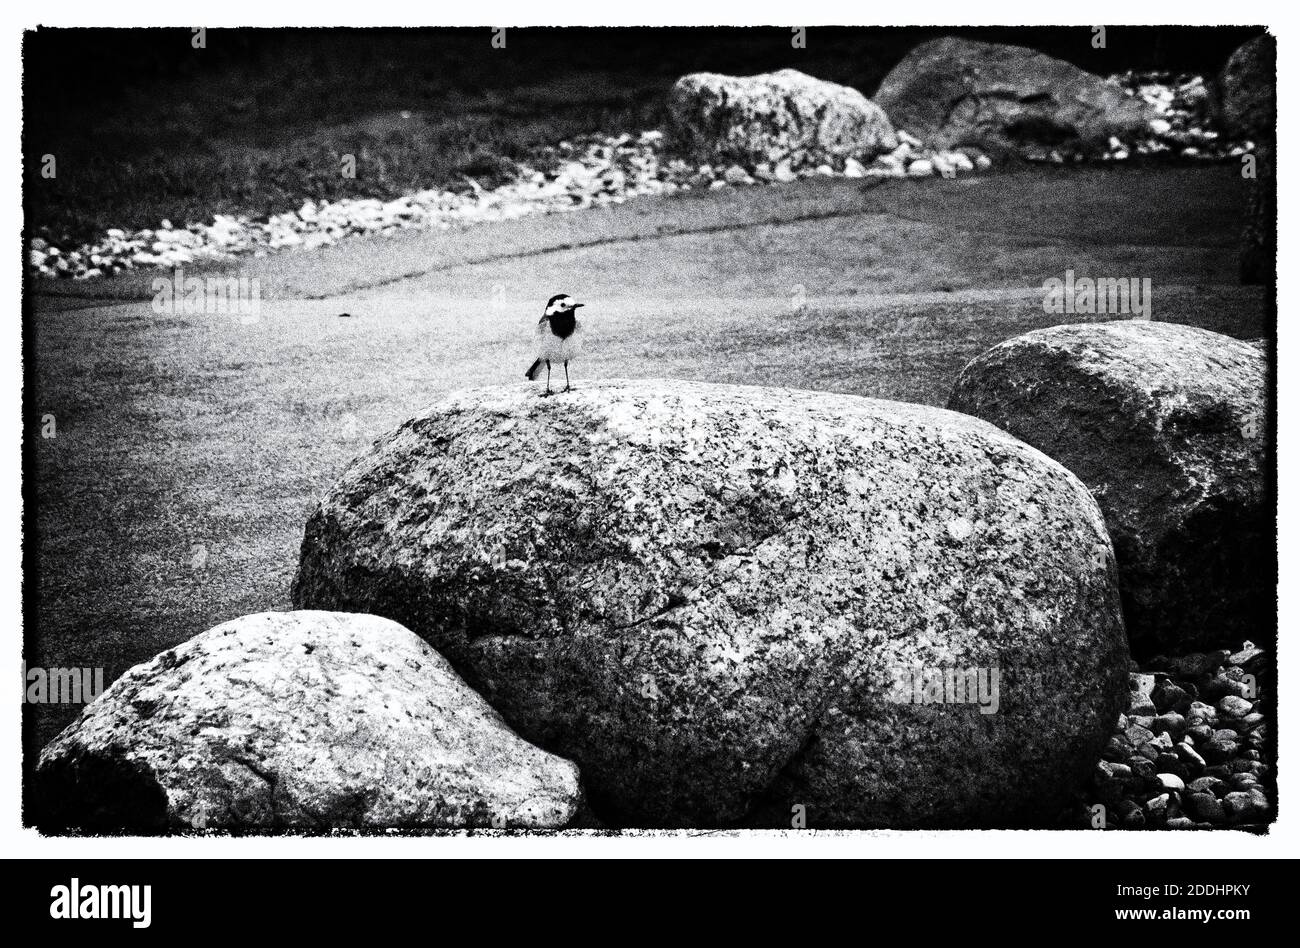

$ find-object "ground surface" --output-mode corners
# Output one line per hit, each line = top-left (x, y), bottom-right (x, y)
(26, 165), (1268, 761)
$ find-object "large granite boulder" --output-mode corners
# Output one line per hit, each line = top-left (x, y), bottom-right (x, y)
(873, 36), (1156, 157)
(293, 380), (1129, 828)
(948, 322), (1268, 659)
(33, 611), (583, 831)
(1217, 34), (1275, 139)
(667, 68), (897, 170)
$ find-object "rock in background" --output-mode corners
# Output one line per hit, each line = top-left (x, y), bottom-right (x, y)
(874, 37), (1157, 160)
(1217, 34), (1276, 286)
(667, 68), (898, 171)
(293, 380), (1129, 828)
(33, 611), (583, 832)
(1217, 34), (1276, 140)
(948, 322), (1268, 660)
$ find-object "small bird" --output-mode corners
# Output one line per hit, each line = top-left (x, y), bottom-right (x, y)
(525, 293), (586, 396)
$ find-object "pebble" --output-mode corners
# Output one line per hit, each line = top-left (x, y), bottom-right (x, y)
(1187, 700), (1218, 725)
(1128, 691), (1159, 712)
(1187, 776), (1225, 797)
(1186, 793), (1226, 824)
(1239, 712), (1265, 731)
(1145, 794), (1170, 819)
(947, 151), (975, 172)
(722, 164), (753, 186)
(1125, 723), (1156, 746)
(1152, 680), (1192, 714)
(1228, 642), (1265, 667)
(1128, 758), (1157, 782)
(1156, 773), (1185, 792)
(1149, 730), (1174, 751)
(1217, 695), (1253, 719)
(907, 158), (935, 177)
(1165, 816), (1197, 830)
(1222, 791), (1256, 821)
(1102, 735), (1133, 762)
(1202, 738), (1241, 764)
(1097, 761), (1132, 782)
(1175, 742), (1206, 770)
(1152, 712), (1186, 741)
(1188, 724), (1214, 745)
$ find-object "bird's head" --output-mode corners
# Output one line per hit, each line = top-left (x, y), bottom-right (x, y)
(544, 293), (585, 316)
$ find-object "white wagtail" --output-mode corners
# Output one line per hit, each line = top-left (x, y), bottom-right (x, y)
(525, 293), (586, 395)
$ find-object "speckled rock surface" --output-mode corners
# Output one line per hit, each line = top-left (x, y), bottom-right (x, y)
(1216, 36), (1276, 286)
(293, 380), (1128, 828)
(34, 611), (582, 832)
(948, 322), (1268, 660)
(874, 37), (1156, 158)
(1217, 34), (1275, 139)
(667, 68), (898, 170)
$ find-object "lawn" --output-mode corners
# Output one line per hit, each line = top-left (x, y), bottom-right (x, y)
(24, 164), (1268, 766)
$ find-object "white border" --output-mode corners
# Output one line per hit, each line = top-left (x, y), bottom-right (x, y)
(3, 1), (1293, 859)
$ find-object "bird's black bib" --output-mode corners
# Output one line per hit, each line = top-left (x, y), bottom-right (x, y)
(547, 311), (577, 339)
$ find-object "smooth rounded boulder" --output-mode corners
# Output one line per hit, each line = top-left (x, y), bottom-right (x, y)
(873, 36), (1155, 158)
(948, 322), (1268, 659)
(293, 380), (1129, 828)
(667, 68), (897, 170)
(34, 611), (583, 831)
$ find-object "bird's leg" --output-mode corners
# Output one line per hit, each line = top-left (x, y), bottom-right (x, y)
(542, 361), (552, 397)
(563, 362), (572, 392)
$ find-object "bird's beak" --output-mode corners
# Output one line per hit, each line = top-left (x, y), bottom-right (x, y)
(572, 303), (585, 308)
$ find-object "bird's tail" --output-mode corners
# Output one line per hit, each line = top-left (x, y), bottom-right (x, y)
(525, 359), (543, 381)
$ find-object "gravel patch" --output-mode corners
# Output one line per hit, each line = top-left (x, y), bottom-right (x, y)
(29, 73), (1255, 282)
(1084, 640), (1273, 830)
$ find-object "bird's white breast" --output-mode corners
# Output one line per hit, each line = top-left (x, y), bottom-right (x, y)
(537, 319), (583, 362)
